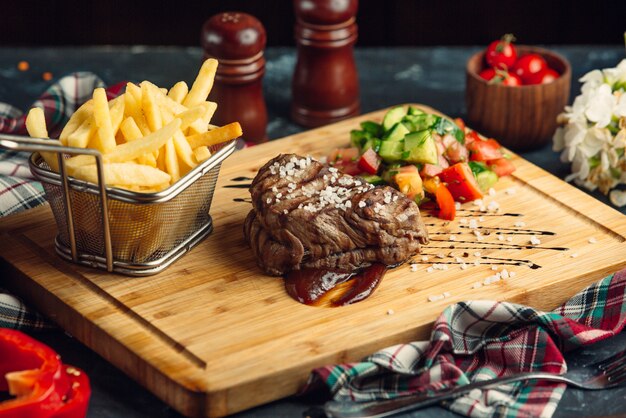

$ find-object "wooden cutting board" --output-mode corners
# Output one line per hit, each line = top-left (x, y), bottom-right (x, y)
(2, 105), (626, 417)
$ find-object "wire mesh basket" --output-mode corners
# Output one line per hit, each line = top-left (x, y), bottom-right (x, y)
(0, 134), (236, 276)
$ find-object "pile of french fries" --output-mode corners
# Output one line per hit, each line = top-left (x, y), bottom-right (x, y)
(25, 58), (242, 193)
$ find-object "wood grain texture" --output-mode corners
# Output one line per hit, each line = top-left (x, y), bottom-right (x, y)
(1, 105), (625, 417)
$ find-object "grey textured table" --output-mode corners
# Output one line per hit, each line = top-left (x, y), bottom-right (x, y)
(1, 46), (625, 417)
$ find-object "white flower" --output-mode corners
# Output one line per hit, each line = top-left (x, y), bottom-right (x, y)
(585, 84), (615, 128)
(553, 59), (626, 204)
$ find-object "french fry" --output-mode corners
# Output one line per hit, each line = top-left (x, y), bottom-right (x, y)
(72, 162), (171, 187)
(164, 139), (180, 183)
(175, 105), (206, 131)
(193, 146), (212, 163)
(187, 101), (217, 135)
(141, 82), (163, 131)
(110, 98), (125, 137)
(67, 116), (96, 149)
(168, 81), (188, 103)
(183, 58), (218, 108)
(123, 85), (151, 136)
(173, 131), (197, 171)
(125, 82), (142, 103)
(119, 117), (157, 167)
(59, 100), (93, 145)
(25, 107), (61, 172)
(92, 88), (117, 153)
(186, 122), (242, 149)
(66, 119), (181, 169)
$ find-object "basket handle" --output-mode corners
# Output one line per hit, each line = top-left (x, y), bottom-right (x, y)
(0, 134), (114, 272)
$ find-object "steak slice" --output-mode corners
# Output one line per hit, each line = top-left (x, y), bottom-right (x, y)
(244, 154), (429, 276)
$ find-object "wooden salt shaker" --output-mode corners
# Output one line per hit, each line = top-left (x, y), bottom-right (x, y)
(291, 0), (360, 128)
(202, 12), (268, 143)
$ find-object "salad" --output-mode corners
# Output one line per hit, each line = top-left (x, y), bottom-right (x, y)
(327, 106), (515, 220)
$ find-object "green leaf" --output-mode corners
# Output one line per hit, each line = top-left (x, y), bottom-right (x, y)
(468, 161), (489, 175)
(360, 121), (383, 137)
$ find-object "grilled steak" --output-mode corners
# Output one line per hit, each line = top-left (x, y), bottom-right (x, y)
(244, 154), (429, 275)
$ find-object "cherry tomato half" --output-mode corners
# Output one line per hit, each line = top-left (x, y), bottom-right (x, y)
(512, 54), (548, 84)
(485, 34), (517, 70)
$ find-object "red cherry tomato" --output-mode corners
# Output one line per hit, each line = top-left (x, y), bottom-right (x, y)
(512, 54), (548, 84)
(527, 68), (559, 85)
(481, 68), (522, 87)
(485, 34), (517, 70)
(479, 68), (496, 81)
(501, 72), (522, 86)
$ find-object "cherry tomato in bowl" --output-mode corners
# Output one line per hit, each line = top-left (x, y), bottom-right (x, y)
(485, 34), (517, 70)
(512, 54), (548, 84)
(526, 68), (560, 85)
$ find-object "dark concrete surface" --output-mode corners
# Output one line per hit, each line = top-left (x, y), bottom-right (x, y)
(1, 45), (625, 417)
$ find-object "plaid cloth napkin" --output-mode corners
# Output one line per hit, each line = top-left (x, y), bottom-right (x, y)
(310, 267), (626, 418)
(0, 72), (124, 217)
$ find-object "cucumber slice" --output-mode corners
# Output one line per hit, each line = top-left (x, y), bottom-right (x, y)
(476, 170), (498, 192)
(402, 114), (437, 132)
(382, 106), (408, 132)
(359, 174), (385, 185)
(384, 122), (410, 142)
(407, 106), (425, 116)
(403, 131), (438, 165)
(379, 140), (405, 162)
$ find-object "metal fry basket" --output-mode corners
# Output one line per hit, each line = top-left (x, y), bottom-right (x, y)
(0, 134), (236, 276)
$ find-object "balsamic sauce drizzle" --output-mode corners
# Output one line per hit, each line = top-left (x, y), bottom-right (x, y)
(419, 205), (567, 269)
(426, 238), (568, 251)
(225, 183), (252, 189)
(231, 176), (254, 181)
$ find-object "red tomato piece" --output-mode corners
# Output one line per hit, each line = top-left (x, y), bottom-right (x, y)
(512, 54), (548, 84)
(435, 183), (456, 220)
(328, 147), (360, 164)
(333, 160), (362, 176)
(465, 130), (480, 144)
(357, 148), (381, 174)
(527, 68), (559, 85)
(438, 162), (484, 203)
(467, 138), (503, 162)
(489, 158), (516, 177)
(485, 34), (517, 70)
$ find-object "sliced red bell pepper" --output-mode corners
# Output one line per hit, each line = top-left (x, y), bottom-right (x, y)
(357, 148), (381, 174)
(467, 138), (503, 162)
(489, 157), (516, 177)
(435, 183), (456, 220)
(0, 329), (90, 418)
(438, 162), (484, 203)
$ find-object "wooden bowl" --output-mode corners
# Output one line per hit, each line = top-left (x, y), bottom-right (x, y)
(465, 46), (571, 151)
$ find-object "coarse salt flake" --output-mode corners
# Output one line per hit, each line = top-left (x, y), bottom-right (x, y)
(529, 236), (541, 245)
(488, 187), (496, 196)
(410, 264), (418, 272)
(588, 237), (597, 244)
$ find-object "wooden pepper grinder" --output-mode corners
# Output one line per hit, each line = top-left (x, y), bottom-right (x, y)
(202, 12), (268, 143)
(291, 0), (360, 128)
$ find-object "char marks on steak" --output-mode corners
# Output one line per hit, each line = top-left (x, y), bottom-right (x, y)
(244, 154), (429, 275)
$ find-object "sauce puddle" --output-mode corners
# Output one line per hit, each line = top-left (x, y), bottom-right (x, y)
(284, 263), (387, 307)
